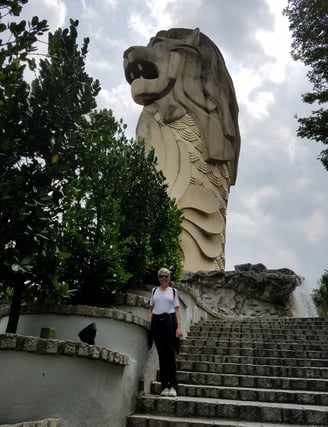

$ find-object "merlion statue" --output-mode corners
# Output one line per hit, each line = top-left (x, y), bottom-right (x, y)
(123, 28), (240, 271)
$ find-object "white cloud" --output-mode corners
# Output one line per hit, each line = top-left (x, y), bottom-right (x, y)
(97, 83), (140, 135)
(22, 0), (66, 31)
(145, 0), (174, 28)
(245, 91), (276, 120)
(234, 67), (263, 104)
(255, 0), (292, 82)
(87, 57), (114, 73)
(293, 210), (328, 245)
(103, 0), (119, 9)
(128, 13), (154, 39)
(81, 1), (101, 23)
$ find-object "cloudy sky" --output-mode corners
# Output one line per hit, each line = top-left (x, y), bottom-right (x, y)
(20, 0), (327, 291)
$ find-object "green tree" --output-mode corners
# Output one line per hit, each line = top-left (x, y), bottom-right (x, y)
(0, 3), (100, 332)
(1, 1), (183, 329)
(312, 270), (328, 317)
(58, 109), (183, 305)
(1, 0), (50, 331)
(283, 0), (328, 170)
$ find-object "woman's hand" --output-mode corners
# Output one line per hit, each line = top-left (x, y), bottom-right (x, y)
(176, 326), (182, 337)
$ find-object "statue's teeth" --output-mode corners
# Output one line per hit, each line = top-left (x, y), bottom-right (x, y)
(130, 71), (135, 80)
(137, 63), (143, 71)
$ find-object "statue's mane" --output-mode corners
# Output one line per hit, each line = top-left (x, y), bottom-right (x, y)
(151, 28), (240, 184)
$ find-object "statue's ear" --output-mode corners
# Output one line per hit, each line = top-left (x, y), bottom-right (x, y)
(184, 28), (200, 47)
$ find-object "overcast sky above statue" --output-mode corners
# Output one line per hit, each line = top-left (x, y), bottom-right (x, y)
(20, 0), (328, 290)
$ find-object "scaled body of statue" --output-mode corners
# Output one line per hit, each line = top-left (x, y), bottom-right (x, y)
(123, 28), (240, 271)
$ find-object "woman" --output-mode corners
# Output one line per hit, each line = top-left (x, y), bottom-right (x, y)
(147, 267), (182, 397)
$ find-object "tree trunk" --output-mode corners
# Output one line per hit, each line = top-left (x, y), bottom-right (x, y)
(6, 280), (24, 333)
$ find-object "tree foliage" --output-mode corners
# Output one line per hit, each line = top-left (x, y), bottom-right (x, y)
(1, 0), (53, 329)
(57, 109), (183, 305)
(0, 1), (183, 331)
(1, 2), (101, 331)
(312, 270), (328, 317)
(283, 0), (328, 170)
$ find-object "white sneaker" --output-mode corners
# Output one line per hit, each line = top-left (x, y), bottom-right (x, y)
(168, 387), (177, 397)
(160, 388), (169, 396)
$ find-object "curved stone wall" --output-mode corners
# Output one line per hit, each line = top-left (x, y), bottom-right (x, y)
(0, 305), (148, 427)
(0, 286), (214, 426)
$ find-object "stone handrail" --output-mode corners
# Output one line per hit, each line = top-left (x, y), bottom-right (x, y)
(0, 419), (61, 427)
(0, 333), (128, 366)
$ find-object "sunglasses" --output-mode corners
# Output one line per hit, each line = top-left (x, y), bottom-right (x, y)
(159, 275), (169, 279)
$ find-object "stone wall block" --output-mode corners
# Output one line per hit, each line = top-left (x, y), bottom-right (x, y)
(88, 346), (100, 359)
(45, 340), (59, 354)
(62, 341), (75, 356)
(101, 348), (108, 361)
(0, 333), (16, 350)
(126, 294), (135, 306)
(24, 336), (38, 352)
(76, 343), (89, 357)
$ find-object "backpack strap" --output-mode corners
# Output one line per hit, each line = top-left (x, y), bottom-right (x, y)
(152, 287), (176, 300)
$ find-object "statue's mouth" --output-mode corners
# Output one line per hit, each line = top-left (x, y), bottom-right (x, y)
(125, 60), (159, 84)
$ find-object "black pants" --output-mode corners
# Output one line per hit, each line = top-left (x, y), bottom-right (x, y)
(151, 313), (177, 390)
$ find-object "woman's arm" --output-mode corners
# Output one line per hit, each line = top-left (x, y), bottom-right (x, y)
(147, 305), (153, 323)
(175, 306), (182, 337)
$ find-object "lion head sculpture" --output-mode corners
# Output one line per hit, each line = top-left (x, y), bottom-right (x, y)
(123, 28), (241, 271)
(124, 27), (240, 183)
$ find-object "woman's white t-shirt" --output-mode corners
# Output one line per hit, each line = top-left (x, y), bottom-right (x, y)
(149, 287), (179, 314)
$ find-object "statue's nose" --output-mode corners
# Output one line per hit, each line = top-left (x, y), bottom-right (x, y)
(123, 46), (135, 59)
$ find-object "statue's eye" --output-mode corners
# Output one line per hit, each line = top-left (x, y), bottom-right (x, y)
(125, 61), (159, 83)
(149, 37), (165, 47)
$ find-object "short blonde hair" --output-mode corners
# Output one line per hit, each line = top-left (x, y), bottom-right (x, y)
(158, 267), (170, 278)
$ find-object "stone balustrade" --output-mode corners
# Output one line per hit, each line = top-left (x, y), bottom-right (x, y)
(0, 333), (128, 365)
(1, 419), (61, 427)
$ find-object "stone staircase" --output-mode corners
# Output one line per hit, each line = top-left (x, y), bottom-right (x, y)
(126, 317), (328, 426)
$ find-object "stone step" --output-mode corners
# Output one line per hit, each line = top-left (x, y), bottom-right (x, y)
(190, 319), (327, 326)
(181, 346), (327, 362)
(132, 395), (328, 425)
(190, 320), (328, 326)
(149, 381), (328, 405)
(176, 359), (328, 379)
(176, 370), (328, 392)
(181, 343), (328, 359)
(181, 346), (327, 361)
(187, 331), (327, 341)
(188, 321), (326, 328)
(182, 338), (328, 352)
(189, 324), (328, 333)
(178, 352), (328, 367)
(127, 413), (318, 427)
(190, 322), (328, 334)
(196, 318), (328, 325)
